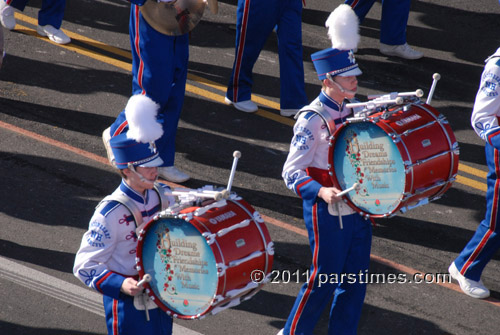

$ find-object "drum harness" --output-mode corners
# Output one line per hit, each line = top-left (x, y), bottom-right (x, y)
(97, 182), (171, 321)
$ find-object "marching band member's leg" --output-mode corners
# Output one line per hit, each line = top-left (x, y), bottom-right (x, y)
(226, 0), (278, 113)
(328, 215), (372, 334)
(276, 0), (308, 117)
(451, 143), (500, 298)
(378, 0), (423, 59)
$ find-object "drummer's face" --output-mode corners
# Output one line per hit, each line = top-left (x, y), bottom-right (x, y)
(335, 75), (358, 94)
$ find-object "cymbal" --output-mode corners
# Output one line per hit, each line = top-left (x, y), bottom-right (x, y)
(140, 0), (206, 36)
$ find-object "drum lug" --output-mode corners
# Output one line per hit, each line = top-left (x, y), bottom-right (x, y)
(202, 232), (217, 245)
(217, 263), (228, 277)
(253, 211), (264, 223)
(266, 242), (275, 256)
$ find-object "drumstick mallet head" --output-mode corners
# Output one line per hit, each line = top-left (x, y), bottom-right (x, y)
(137, 274), (152, 287)
(226, 151), (241, 193)
(426, 73), (441, 105)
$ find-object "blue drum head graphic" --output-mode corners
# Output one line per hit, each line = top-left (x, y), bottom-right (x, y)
(333, 122), (406, 215)
(141, 217), (218, 316)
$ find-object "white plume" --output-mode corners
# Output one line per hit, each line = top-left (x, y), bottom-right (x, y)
(325, 4), (360, 50)
(124, 95), (164, 143)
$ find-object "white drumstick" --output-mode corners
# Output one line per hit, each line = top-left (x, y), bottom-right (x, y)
(137, 274), (152, 287)
(426, 73), (441, 105)
(345, 97), (404, 109)
(226, 151), (241, 192)
(335, 183), (360, 230)
(168, 190), (223, 201)
(367, 89), (424, 100)
(336, 183), (360, 197)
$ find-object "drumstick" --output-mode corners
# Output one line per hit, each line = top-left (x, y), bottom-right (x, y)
(226, 151), (241, 193)
(335, 183), (360, 230)
(336, 183), (360, 197)
(426, 73), (441, 105)
(345, 97), (404, 109)
(137, 274), (152, 287)
(167, 190), (224, 201)
(367, 89), (424, 100)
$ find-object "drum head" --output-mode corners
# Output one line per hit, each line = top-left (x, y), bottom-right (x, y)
(139, 217), (218, 317)
(331, 122), (406, 216)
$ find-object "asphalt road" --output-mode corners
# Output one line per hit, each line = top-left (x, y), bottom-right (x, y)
(1, 0), (500, 334)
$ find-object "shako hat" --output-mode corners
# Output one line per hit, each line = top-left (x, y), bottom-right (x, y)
(311, 4), (362, 80)
(110, 132), (164, 169)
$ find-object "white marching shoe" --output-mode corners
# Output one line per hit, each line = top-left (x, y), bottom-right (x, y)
(379, 42), (423, 60)
(0, 1), (15, 30)
(225, 97), (258, 113)
(280, 109), (299, 117)
(102, 127), (116, 166)
(37, 24), (71, 45)
(158, 166), (190, 183)
(448, 262), (490, 299)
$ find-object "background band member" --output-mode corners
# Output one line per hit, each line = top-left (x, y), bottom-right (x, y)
(280, 5), (372, 334)
(449, 46), (500, 299)
(104, 0), (191, 183)
(225, 0), (308, 116)
(0, 0), (71, 44)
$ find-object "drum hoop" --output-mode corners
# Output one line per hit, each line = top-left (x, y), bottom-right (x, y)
(136, 212), (217, 319)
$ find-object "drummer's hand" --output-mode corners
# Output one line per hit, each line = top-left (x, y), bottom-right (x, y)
(318, 187), (342, 204)
(120, 278), (142, 296)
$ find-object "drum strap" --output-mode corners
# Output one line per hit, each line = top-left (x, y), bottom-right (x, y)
(295, 102), (338, 136)
(99, 182), (169, 228)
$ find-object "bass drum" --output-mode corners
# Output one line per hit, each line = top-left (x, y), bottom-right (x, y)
(329, 102), (459, 218)
(136, 195), (274, 319)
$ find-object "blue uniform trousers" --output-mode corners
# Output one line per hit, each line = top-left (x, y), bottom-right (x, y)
(454, 143), (500, 281)
(284, 200), (372, 335)
(345, 0), (410, 45)
(5, 0), (66, 28)
(110, 5), (189, 167)
(226, 0), (307, 110)
(103, 294), (172, 335)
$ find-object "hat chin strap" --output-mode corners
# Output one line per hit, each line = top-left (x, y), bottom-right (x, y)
(127, 163), (158, 185)
(327, 73), (356, 97)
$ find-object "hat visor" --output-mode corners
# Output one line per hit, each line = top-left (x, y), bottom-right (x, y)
(337, 67), (362, 77)
(137, 156), (164, 168)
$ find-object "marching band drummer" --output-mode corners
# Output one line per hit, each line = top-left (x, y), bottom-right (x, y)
(73, 128), (175, 335)
(448, 46), (500, 299)
(280, 5), (372, 335)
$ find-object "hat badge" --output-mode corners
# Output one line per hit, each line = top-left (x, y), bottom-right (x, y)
(348, 50), (355, 64)
(148, 142), (157, 154)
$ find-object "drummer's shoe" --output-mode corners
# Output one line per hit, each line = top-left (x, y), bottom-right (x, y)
(225, 97), (258, 113)
(102, 127), (116, 167)
(276, 329), (284, 335)
(37, 24), (71, 45)
(379, 43), (423, 60)
(158, 166), (190, 183)
(0, 2), (15, 30)
(448, 262), (490, 299)
(280, 109), (299, 117)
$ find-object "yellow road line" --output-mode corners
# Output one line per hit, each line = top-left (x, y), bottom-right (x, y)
(10, 15), (489, 189)
(458, 163), (488, 179)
